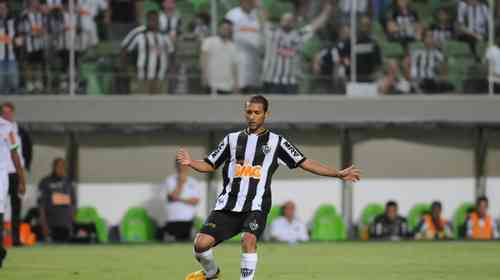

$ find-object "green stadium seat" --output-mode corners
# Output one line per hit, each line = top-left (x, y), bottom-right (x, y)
(80, 63), (103, 95)
(408, 203), (431, 232)
(452, 202), (475, 239)
(266, 206), (282, 226)
(311, 204), (347, 241)
(144, 0), (160, 13)
(76, 207), (109, 243)
(443, 41), (470, 57)
(360, 203), (385, 226)
(120, 207), (155, 242)
(194, 216), (204, 231)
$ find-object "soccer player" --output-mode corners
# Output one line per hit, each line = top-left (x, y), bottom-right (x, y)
(177, 95), (361, 280)
(0, 112), (26, 268)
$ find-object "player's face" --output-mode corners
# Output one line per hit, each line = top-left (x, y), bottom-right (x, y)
(1, 106), (14, 122)
(54, 160), (66, 178)
(478, 201), (488, 216)
(245, 102), (267, 132)
(387, 206), (397, 220)
(0, 3), (8, 18)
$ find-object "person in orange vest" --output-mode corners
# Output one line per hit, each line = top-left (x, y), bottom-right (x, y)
(415, 201), (452, 240)
(466, 196), (498, 240)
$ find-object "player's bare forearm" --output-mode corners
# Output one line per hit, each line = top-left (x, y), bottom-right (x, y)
(11, 150), (26, 192)
(300, 159), (361, 182)
(300, 159), (340, 177)
(189, 160), (215, 173)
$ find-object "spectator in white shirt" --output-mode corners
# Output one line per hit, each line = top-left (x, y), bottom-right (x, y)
(161, 160), (201, 241)
(77, 0), (110, 50)
(270, 201), (309, 243)
(485, 37), (500, 94)
(225, 0), (262, 93)
(201, 19), (239, 95)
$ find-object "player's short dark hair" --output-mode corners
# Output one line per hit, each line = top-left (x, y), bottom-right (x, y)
(246, 95), (269, 112)
(476, 196), (489, 206)
(386, 200), (398, 209)
(431, 201), (442, 210)
(1, 102), (15, 112)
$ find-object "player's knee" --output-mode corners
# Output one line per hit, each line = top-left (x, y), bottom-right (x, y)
(241, 233), (257, 252)
(194, 233), (214, 253)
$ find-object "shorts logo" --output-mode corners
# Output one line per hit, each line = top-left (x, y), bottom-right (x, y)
(248, 220), (259, 231)
(262, 144), (271, 154)
(235, 164), (262, 179)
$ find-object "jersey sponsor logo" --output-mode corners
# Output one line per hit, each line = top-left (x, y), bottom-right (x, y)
(235, 164), (262, 179)
(239, 27), (258, 33)
(283, 140), (302, 160)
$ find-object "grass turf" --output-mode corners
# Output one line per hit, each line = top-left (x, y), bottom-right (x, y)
(2, 242), (500, 280)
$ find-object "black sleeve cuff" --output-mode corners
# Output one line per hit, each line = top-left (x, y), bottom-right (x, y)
(204, 158), (216, 168)
(292, 157), (307, 169)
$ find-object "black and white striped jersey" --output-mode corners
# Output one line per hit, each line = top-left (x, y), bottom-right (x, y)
(457, 1), (490, 37)
(205, 129), (306, 213)
(410, 47), (444, 80)
(21, 10), (47, 53)
(159, 12), (182, 36)
(0, 16), (18, 62)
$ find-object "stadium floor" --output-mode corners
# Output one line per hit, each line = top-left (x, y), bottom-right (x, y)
(2, 242), (500, 280)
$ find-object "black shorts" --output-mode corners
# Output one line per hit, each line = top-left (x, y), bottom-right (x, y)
(200, 210), (268, 246)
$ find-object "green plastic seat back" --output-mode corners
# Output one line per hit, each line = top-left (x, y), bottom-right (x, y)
(95, 218), (109, 243)
(453, 202), (475, 239)
(408, 203), (431, 231)
(266, 206), (282, 226)
(311, 204), (339, 241)
(76, 207), (99, 223)
(361, 203), (385, 226)
(121, 207), (154, 242)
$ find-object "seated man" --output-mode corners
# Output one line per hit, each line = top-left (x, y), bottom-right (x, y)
(270, 201), (309, 243)
(415, 201), (452, 240)
(38, 158), (76, 243)
(369, 201), (409, 240)
(161, 160), (201, 241)
(404, 30), (454, 94)
(466, 196), (498, 240)
(385, 0), (422, 51)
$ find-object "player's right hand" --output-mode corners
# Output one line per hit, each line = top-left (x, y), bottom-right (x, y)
(176, 148), (192, 166)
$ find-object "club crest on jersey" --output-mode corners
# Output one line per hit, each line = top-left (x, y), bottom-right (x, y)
(235, 164), (262, 179)
(262, 144), (271, 154)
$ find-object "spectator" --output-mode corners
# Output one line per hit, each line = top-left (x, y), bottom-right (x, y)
(259, 1), (332, 95)
(1, 102), (26, 246)
(486, 36), (500, 93)
(161, 160), (201, 242)
(457, 0), (490, 62)
(38, 158), (77, 243)
(429, 7), (455, 47)
(404, 30), (454, 94)
(201, 19), (239, 95)
(337, 0), (373, 26)
(121, 10), (174, 95)
(270, 201), (309, 243)
(189, 11), (210, 41)
(225, 0), (261, 93)
(377, 59), (411, 94)
(0, 0), (22, 95)
(77, 0), (110, 50)
(415, 201), (452, 240)
(41, 0), (63, 14)
(21, 0), (47, 94)
(369, 201), (409, 240)
(386, 0), (422, 51)
(466, 196), (499, 240)
(159, 0), (182, 42)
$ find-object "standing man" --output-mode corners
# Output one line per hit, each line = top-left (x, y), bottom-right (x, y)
(259, 1), (332, 94)
(225, 0), (262, 93)
(200, 19), (239, 95)
(121, 10), (174, 94)
(1, 102), (26, 246)
(0, 0), (22, 95)
(161, 159), (201, 242)
(0, 104), (26, 268)
(77, 0), (110, 50)
(178, 95), (360, 280)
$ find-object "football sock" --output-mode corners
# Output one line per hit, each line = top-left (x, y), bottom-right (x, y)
(194, 248), (218, 278)
(240, 253), (258, 280)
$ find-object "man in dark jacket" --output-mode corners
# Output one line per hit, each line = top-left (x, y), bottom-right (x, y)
(370, 201), (409, 240)
(38, 157), (76, 243)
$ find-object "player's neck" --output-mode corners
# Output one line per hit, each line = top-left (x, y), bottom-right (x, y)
(246, 127), (267, 135)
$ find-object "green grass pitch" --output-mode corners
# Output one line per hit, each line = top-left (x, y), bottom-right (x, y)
(2, 242), (500, 280)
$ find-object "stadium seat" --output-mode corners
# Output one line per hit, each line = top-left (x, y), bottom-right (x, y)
(266, 206), (282, 227)
(80, 63), (103, 95)
(407, 203), (431, 232)
(120, 207), (155, 242)
(452, 202), (475, 239)
(76, 207), (109, 243)
(193, 217), (204, 231)
(360, 203), (385, 226)
(311, 204), (347, 241)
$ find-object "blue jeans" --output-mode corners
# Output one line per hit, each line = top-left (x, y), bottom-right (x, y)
(0, 60), (20, 95)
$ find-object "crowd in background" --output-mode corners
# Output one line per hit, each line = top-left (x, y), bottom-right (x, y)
(2, 0), (500, 95)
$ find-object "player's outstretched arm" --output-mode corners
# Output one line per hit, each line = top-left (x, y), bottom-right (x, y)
(176, 148), (215, 173)
(299, 159), (361, 182)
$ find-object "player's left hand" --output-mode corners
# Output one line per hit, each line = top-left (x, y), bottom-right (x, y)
(338, 165), (361, 182)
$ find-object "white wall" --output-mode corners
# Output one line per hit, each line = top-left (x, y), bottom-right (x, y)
(6, 178), (500, 226)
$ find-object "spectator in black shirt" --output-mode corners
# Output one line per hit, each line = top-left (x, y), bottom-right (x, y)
(429, 8), (455, 48)
(386, 0), (422, 52)
(38, 158), (77, 243)
(369, 201), (409, 240)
